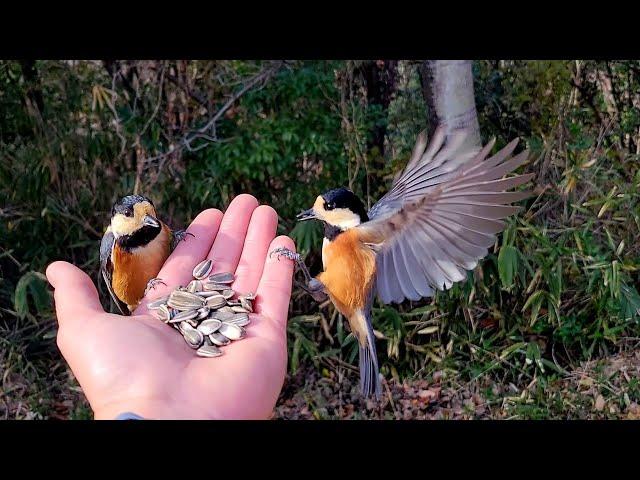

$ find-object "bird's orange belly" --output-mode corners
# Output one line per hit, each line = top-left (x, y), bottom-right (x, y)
(112, 233), (170, 309)
(317, 231), (376, 319)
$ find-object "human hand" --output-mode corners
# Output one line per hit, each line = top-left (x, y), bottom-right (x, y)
(46, 194), (295, 420)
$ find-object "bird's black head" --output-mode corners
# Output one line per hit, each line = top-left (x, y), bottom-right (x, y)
(297, 187), (369, 230)
(111, 194), (155, 218)
(109, 194), (161, 249)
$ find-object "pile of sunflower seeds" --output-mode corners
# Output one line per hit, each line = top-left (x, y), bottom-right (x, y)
(146, 259), (254, 358)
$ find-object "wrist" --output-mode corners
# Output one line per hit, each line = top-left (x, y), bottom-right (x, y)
(93, 397), (175, 420)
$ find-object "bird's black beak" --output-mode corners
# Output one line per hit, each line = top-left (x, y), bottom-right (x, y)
(296, 208), (316, 221)
(142, 215), (160, 228)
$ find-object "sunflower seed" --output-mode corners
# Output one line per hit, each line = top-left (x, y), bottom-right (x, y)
(169, 309), (198, 323)
(168, 290), (204, 310)
(153, 304), (171, 322)
(205, 295), (226, 309)
(231, 305), (250, 313)
(208, 310), (234, 321)
(226, 313), (250, 327)
(203, 282), (229, 291)
(217, 306), (236, 314)
(181, 323), (204, 348)
(196, 344), (223, 358)
(208, 272), (235, 284)
(239, 297), (253, 313)
(219, 322), (245, 340)
(243, 292), (257, 301)
(197, 319), (222, 335)
(196, 307), (210, 320)
(192, 259), (214, 280)
(195, 290), (223, 298)
(209, 332), (231, 346)
(222, 289), (235, 299)
(147, 296), (169, 310)
(187, 280), (203, 293)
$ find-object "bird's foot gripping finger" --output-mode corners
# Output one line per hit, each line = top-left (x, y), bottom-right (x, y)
(173, 228), (195, 245)
(269, 247), (300, 262)
(270, 247), (314, 284)
(144, 277), (167, 297)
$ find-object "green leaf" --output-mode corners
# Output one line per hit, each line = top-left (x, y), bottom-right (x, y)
(498, 245), (519, 289)
(14, 271), (49, 319)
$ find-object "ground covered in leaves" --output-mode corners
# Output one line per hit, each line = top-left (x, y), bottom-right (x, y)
(272, 350), (640, 420)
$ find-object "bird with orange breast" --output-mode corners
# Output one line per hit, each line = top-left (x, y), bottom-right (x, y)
(100, 194), (192, 315)
(272, 126), (534, 399)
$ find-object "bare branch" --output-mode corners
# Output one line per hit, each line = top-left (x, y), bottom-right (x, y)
(139, 61), (285, 171)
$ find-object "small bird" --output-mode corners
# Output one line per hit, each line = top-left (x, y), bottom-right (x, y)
(100, 194), (191, 315)
(272, 126), (534, 399)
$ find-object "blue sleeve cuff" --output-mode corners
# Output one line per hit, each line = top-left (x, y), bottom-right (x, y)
(114, 412), (145, 420)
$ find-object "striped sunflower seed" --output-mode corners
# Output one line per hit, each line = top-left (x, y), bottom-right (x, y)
(169, 309), (198, 324)
(195, 290), (223, 298)
(197, 319), (222, 335)
(231, 305), (249, 314)
(147, 296), (169, 310)
(208, 272), (234, 284)
(219, 322), (245, 340)
(196, 344), (223, 358)
(209, 310), (236, 321)
(196, 307), (210, 320)
(239, 296), (253, 313)
(225, 313), (250, 327)
(209, 332), (231, 346)
(181, 323), (204, 349)
(187, 279), (203, 293)
(205, 295), (226, 309)
(222, 289), (235, 300)
(168, 290), (205, 310)
(203, 282), (229, 292)
(192, 259), (214, 280)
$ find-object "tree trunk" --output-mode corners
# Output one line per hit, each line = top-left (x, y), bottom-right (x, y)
(418, 60), (481, 152)
(360, 60), (398, 157)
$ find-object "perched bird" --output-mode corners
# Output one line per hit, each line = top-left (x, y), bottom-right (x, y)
(272, 126), (534, 399)
(100, 194), (191, 315)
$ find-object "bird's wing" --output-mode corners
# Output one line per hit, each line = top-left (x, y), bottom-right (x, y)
(360, 126), (534, 304)
(100, 227), (128, 316)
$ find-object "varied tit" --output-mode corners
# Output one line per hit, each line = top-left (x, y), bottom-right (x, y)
(273, 126), (534, 399)
(100, 194), (192, 315)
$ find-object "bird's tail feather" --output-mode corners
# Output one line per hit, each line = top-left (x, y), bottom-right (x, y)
(358, 317), (381, 400)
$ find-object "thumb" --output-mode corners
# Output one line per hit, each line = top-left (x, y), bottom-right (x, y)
(46, 261), (104, 328)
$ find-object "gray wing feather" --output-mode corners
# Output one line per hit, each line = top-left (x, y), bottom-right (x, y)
(100, 229), (128, 316)
(365, 126), (533, 304)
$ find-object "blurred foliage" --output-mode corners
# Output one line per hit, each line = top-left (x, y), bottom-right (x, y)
(1, 60), (640, 418)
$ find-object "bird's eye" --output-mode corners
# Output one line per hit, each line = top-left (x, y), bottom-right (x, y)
(125, 208), (134, 217)
(325, 202), (335, 211)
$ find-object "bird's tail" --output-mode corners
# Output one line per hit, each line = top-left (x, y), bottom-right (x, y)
(355, 309), (382, 400)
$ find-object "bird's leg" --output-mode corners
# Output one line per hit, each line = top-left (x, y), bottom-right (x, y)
(144, 277), (167, 297)
(270, 247), (328, 302)
(172, 229), (195, 250)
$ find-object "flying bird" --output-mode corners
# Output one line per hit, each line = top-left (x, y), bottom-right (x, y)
(272, 126), (534, 399)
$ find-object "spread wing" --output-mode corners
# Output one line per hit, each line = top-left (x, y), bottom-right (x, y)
(360, 126), (534, 304)
(100, 228), (128, 316)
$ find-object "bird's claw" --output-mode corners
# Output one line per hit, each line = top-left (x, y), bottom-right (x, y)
(269, 247), (300, 262)
(174, 229), (195, 243)
(144, 277), (166, 296)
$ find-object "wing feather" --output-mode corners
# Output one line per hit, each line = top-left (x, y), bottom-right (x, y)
(100, 228), (128, 316)
(363, 126), (533, 304)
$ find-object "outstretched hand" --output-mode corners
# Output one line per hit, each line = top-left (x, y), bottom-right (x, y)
(46, 194), (295, 420)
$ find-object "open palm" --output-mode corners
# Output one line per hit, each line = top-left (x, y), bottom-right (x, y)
(46, 195), (295, 420)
